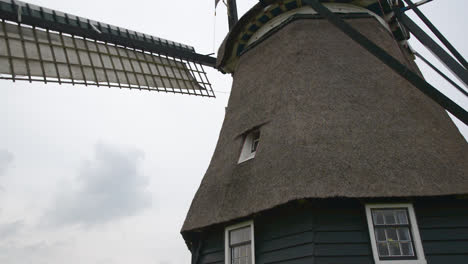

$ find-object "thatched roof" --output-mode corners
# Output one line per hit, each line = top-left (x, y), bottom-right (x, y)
(216, 0), (402, 73)
(182, 7), (468, 234)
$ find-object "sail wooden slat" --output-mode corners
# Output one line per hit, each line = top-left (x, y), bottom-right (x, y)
(0, 20), (214, 96)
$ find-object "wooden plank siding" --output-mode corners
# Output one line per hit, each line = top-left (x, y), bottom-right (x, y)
(194, 198), (468, 264)
(255, 201), (373, 264)
(415, 199), (468, 264)
(199, 226), (225, 264)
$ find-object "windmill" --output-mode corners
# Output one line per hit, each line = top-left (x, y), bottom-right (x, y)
(1, 0), (467, 263)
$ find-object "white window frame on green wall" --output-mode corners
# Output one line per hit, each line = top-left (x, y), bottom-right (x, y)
(365, 203), (427, 264)
(225, 220), (255, 264)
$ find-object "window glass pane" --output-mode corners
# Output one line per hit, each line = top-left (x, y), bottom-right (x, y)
(397, 227), (411, 241)
(375, 228), (386, 242)
(400, 242), (414, 256)
(230, 226), (251, 245)
(372, 210), (385, 225)
(386, 228), (398, 241)
(232, 247), (240, 258)
(383, 211), (396, 225)
(377, 242), (390, 257)
(251, 139), (259, 153)
(388, 242), (401, 256)
(240, 246), (246, 257)
(231, 244), (251, 264)
(250, 131), (260, 153)
(396, 210), (409, 224)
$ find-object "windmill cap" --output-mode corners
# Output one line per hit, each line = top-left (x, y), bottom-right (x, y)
(217, 0), (406, 73)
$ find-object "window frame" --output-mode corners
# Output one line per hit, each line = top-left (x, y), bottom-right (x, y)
(251, 131), (260, 153)
(225, 220), (255, 264)
(365, 203), (427, 264)
(238, 130), (260, 163)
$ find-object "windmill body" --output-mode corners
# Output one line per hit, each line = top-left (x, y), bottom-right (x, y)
(181, 1), (468, 264)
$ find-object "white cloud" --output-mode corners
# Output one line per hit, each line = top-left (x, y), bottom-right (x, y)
(44, 143), (151, 227)
(0, 150), (13, 177)
(0, 220), (24, 238)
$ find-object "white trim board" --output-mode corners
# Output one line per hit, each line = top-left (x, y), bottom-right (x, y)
(365, 203), (427, 264)
(225, 220), (255, 264)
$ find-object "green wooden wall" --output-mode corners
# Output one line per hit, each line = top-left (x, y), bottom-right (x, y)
(194, 198), (468, 264)
(198, 225), (224, 264)
(416, 199), (468, 264)
(254, 200), (372, 264)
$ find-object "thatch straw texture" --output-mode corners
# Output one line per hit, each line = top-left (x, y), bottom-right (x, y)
(182, 17), (468, 233)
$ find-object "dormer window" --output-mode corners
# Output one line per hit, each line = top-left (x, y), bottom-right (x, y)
(250, 131), (260, 153)
(238, 130), (260, 163)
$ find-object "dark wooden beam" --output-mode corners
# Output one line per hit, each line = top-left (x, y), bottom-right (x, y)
(401, 0), (468, 69)
(227, 0), (238, 30)
(0, 0), (217, 67)
(303, 0), (468, 125)
(414, 52), (468, 97)
(396, 12), (468, 88)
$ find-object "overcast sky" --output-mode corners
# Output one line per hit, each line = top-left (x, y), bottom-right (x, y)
(1, 1), (467, 264)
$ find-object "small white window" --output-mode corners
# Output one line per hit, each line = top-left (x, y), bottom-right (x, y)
(238, 130), (260, 163)
(225, 221), (255, 264)
(365, 204), (427, 264)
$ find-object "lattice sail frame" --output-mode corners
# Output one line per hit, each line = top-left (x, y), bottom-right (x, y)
(0, 0), (215, 97)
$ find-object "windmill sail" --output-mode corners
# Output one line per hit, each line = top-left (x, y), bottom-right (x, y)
(0, 0), (215, 97)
